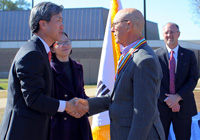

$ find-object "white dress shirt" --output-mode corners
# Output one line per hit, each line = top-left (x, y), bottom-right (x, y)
(166, 45), (179, 72)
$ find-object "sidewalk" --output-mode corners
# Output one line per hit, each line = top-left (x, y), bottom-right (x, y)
(85, 88), (96, 98)
(0, 98), (6, 109)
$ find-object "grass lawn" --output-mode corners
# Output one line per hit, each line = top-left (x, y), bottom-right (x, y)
(0, 79), (8, 90)
(0, 79), (96, 91)
(0, 79), (8, 82)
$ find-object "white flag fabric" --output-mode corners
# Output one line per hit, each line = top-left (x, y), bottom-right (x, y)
(91, 0), (122, 139)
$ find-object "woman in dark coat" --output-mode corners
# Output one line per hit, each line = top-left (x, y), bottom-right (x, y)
(49, 32), (93, 140)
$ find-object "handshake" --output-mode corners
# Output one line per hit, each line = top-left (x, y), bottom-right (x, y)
(64, 98), (89, 118)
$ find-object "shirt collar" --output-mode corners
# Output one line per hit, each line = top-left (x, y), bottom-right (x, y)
(37, 36), (50, 54)
(166, 44), (179, 55)
(121, 40), (138, 56)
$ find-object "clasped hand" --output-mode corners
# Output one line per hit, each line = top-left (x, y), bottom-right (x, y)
(64, 98), (89, 118)
(164, 93), (181, 112)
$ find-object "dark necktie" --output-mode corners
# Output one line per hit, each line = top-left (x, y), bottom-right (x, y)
(169, 50), (175, 94)
(48, 51), (51, 62)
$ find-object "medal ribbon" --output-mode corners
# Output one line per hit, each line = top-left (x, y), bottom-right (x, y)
(115, 37), (146, 80)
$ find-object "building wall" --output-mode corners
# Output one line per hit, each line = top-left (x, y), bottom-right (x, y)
(0, 47), (102, 84)
(0, 41), (200, 84)
(0, 48), (18, 78)
(70, 48), (101, 84)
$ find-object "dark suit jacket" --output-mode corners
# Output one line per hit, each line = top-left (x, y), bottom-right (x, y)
(50, 56), (92, 140)
(0, 35), (59, 140)
(88, 43), (165, 140)
(155, 46), (198, 119)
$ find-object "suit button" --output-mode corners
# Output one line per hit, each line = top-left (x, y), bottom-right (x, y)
(64, 117), (67, 120)
(64, 94), (68, 98)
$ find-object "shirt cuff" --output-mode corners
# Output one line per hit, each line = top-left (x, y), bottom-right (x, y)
(58, 100), (66, 112)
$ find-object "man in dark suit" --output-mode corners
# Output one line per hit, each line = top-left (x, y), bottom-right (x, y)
(155, 22), (199, 140)
(0, 2), (85, 140)
(73, 8), (165, 140)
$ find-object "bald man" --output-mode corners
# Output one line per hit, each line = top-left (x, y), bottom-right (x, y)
(73, 8), (165, 140)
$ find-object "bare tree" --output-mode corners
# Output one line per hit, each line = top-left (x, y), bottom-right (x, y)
(190, 0), (200, 24)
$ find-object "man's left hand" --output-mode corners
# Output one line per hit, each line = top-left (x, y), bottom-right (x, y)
(164, 93), (182, 107)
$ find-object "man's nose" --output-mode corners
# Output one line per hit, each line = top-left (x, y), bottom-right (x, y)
(111, 26), (115, 32)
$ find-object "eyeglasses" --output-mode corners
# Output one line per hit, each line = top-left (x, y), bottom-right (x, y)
(164, 31), (179, 35)
(111, 20), (129, 29)
(55, 40), (72, 46)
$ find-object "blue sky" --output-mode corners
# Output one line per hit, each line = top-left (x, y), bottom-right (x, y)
(27, 0), (200, 40)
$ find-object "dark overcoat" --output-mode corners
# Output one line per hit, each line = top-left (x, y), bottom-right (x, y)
(155, 46), (198, 119)
(0, 35), (59, 140)
(50, 56), (92, 140)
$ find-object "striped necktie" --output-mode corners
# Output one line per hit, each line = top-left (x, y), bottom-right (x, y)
(169, 50), (175, 94)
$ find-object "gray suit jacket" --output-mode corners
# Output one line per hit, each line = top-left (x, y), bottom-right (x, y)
(88, 42), (165, 140)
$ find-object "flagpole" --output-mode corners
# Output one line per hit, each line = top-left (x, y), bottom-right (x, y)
(144, 0), (147, 39)
(30, 0), (34, 38)
(32, 0), (34, 8)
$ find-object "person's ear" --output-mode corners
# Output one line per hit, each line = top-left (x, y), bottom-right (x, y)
(177, 31), (180, 38)
(126, 21), (131, 31)
(38, 20), (47, 30)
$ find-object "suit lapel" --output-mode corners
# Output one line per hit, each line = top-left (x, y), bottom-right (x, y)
(162, 47), (169, 69)
(161, 47), (170, 77)
(114, 55), (133, 88)
(110, 56), (133, 101)
(111, 40), (147, 100)
(70, 58), (82, 97)
(32, 35), (54, 96)
(31, 35), (48, 58)
(51, 57), (75, 96)
(31, 35), (51, 69)
(175, 46), (184, 80)
(161, 46), (184, 85)
(112, 45), (142, 95)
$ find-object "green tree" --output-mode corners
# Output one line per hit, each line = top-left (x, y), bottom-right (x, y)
(15, 0), (30, 10)
(0, 0), (7, 10)
(6, 0), (18, 10)
(0, 0), (30, 11)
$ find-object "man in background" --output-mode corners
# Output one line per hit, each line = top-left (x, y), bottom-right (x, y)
(155, 22), (199, 140)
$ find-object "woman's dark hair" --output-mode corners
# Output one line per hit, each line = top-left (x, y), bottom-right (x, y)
(50, 32), (68, 48)
(50, 32), (72, 59)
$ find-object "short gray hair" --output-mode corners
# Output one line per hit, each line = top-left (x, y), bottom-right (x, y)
(163, 22), (180, 32)
(29, 2), (63, 33)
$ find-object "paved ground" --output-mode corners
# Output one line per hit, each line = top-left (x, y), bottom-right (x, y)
(85, 88), (96, 98)
(0, 98), (6, 109)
